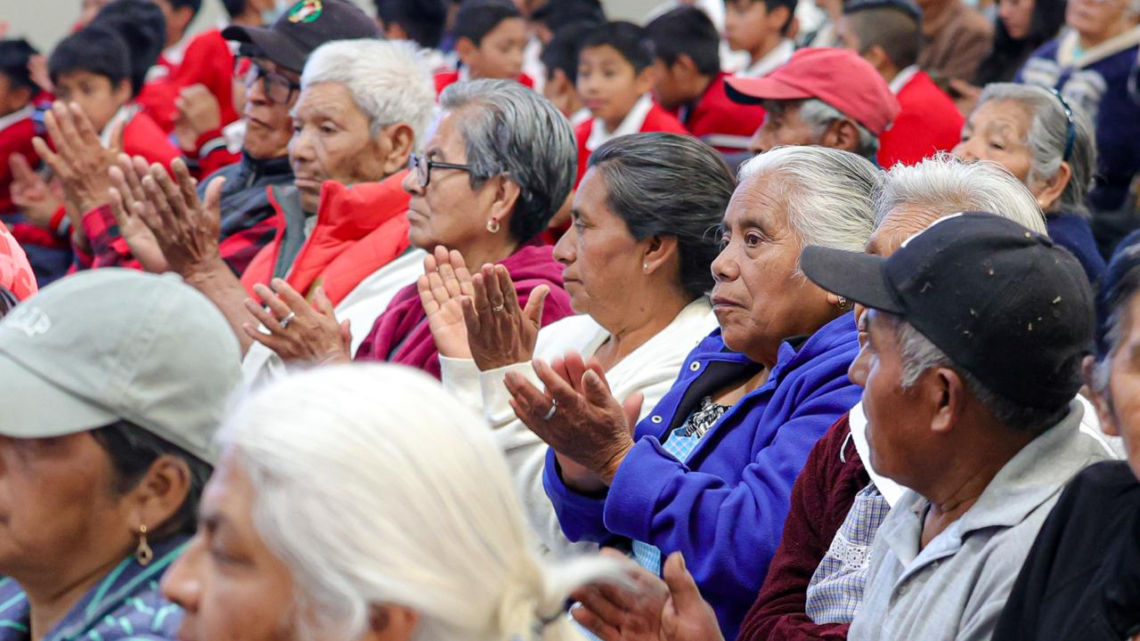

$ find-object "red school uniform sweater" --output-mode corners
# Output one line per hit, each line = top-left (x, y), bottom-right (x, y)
(676, 72), (766, 154)
(138, 29), (240, 135)
(0, 105), (38, 215)
(574, 101), (689, 183)
(876, 69), (964, 168)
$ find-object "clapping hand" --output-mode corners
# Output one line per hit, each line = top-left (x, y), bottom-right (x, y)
(173, 84), (222, 152)
(108, 154), (169, 273)
(132, 157), (225, 278)
(417, 246), (476, 359)
(8, 153), (62, 230)
(32, 101), (122, 216)
(462, 262), (548, 371)
(242, 279), (352, 364)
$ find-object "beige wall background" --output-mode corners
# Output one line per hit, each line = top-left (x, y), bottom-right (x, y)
(3, 0), (664, 51)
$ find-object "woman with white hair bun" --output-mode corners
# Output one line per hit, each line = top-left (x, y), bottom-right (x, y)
(955, 82), (1106, 281)
(161, 365), (622, 641)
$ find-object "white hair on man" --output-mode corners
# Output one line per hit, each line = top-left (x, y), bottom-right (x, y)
(218, 365), (622, 641)
(301, 39), (436, 148)
(738, 145), (881, 257)
(875, 153), (1049, 235)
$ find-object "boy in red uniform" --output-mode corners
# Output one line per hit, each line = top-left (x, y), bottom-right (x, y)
(646, 6), (765, 155)
(434, 0), (535, 94)
(839, 0), (963, 167)
(0, 40), (40, 217)
(574, 21), (688, 182)
(726, 0), (798, 77)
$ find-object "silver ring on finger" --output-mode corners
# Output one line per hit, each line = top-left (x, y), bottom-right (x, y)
(543, 398), (558, 421)
(279, 311), (297, 329)
(492, 303), (505, 313)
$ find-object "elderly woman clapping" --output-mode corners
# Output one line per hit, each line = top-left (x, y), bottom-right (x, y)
(161, 365), (622, 641)
(419, 133), (730, 555)
(504, 146), (879, 639)
(954, 83), (1106, 280)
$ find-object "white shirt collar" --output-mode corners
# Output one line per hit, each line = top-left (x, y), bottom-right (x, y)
(0, 104), (35, 133)
(586, 94), (654, 152)
(100, 104), (139, 148)
(889, 65), (921, 95)
(570, 107), (592, 128)
(738, 39), (796, 78)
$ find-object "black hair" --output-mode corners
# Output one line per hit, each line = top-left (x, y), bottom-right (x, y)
(168, 0), (203, 17)
(530, 0), (606, 30)
(843, 0), (922, 70)
(589, 133), (735, 299)
(645, 6), (721, 76)
(726, 0), (798, 35)
(542, 22), (593, 84)
(454, 0), (522, 47)
(0, 286), (17, 319)
(89, 0), (168, 97)
(221, 0), (247, 19)
(0, 39), (39, 96)
(374, 0), (448, 48)
(580, 21), (656, 74)
(49, 27), (133, 96)
(974, 0), (1066, 85)
(91, 420), (213, 539)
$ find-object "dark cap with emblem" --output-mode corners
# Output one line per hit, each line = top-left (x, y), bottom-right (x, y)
(802, 212), (1094, 410)
(222, 0), (381, 74)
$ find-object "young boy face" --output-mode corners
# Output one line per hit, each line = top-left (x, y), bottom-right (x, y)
(725, 0), (782, 53)
(53, 71), (131, 133)
(578, 44), (653, 129)
(462, 17), (527, 80)
(0, 76), (33, 117)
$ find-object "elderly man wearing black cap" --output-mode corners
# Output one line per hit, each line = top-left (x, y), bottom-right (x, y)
(800, 212), (1112, 641)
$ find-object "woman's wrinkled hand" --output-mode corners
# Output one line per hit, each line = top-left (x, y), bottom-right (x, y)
(461, 262), (548, 371)
(418, 245), (475, 359)
(242, 279), (352, 365)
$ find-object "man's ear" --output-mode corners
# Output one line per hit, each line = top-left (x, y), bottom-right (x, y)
(823, 119), (863, 154)
(929, 367), (968, 436)
(1083, 355), (1120, 436)
(633, 64), (657, 96)
(456, 37), (477, 65)
(674, 54), (701, 80)
(376, 123), (416, 176)
(768, 5), (793, 35)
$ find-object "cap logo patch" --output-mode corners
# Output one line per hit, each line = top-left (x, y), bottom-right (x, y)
(3, 305), (51, 338)
(287, 0), (322, 23)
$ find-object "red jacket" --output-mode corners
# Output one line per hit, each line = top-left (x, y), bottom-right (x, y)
(876, 70), (964, 168)
(138, 29), (240, 135)
(675, 72), (765, 154)
(574, 102), (689, 183)
(240, 172), (413, 306)
(0, 107), (38, 214)
(122, 109), (182, 171)
(434, 70), (535, 96)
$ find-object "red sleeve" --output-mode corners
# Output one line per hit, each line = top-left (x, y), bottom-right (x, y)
(122, 112), (182, 172)
(184, 127), (241, 180)
(171, 30), (240, 128)
(736, 415), (863, 641)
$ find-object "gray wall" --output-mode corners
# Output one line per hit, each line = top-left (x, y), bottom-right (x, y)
(3, 0), (664, 51)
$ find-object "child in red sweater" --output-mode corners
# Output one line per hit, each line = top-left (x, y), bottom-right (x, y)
(0, 40), (40, 217)
(434, 0), (534, 94)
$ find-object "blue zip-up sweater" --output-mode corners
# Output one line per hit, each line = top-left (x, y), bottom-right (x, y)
(0, 536), (188, 641)
(544, 313), (863, 640)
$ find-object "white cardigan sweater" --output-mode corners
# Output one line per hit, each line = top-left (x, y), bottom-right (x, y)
(441, 297), (718, 556)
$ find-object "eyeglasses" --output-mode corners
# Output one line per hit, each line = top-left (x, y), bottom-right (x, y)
(409, 153), (474, 188)
(1050, 88), (1076, 162)
(235, 58), (300, 106)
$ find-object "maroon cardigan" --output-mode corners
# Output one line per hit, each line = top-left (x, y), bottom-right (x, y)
(736, 413), (870, 641)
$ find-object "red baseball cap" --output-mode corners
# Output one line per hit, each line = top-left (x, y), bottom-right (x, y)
(725, 47), (901, 136)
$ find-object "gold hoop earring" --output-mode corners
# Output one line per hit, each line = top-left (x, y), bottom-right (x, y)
(486, 219), (501, 234)
(135, 524), (154, 566)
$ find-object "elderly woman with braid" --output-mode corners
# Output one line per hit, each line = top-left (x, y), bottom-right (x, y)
(418, 133), (730, 557)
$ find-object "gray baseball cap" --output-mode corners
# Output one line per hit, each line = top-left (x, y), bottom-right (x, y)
(0, 269), (242, 464)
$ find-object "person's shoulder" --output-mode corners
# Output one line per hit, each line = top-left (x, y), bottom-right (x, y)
(1066, 460), (1140, 497)
(642, 102), (689, 135)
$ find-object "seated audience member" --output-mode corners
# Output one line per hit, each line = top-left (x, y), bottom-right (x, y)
(993, 238), (1140, 641)
(1017, 0), (1140, 237)
(419, 133), (728, 556)
(373, 0), (449, 71)
(955, 83), (1105, 283)
(243, 80), (576, 378)
(540, 23), (593, 127)
(0, 220), (36, 301)
(914, 0), (992, 83)
(0, 40), (39, 218)
(725, 0), (797, 77)
(574, 21), (688, 182)
(840, 0), (964, 167)
(117, 39), (432, 360)
(0, 269), (242, 641)
(802, 212), (1111, 641)
(434, 0), (534, 94)
(163, 365), (624, 641)
(507, 146), (878, 639)
(529, 0), (606, 44)
(645, 6), (765, 155)
(726, 47), (900, 161)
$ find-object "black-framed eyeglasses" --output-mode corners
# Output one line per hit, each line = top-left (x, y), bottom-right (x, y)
(235, 58), (301, 106)
(1049, 88), (1076, 162)
(409, 153), (474, 188)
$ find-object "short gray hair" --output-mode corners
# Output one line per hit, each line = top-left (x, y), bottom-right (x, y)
(891, 316), (1068, 435)
(798, 99), (881, 161)
(441, 79), (577, 243)
(875, 153), (1048, 234)
(976, 83), (1097, 216)
(739, 146), (880, 259)
(300, 39), (436, 147)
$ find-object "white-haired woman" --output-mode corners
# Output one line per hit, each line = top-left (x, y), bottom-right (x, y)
(161, 365), (622, 641)
(503, 147), (878, 640)
(954, 83), (1106, 281)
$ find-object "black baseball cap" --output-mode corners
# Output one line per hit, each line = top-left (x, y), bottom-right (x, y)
(222, 0), (381, 74)
(802, 212), (1094, 410)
